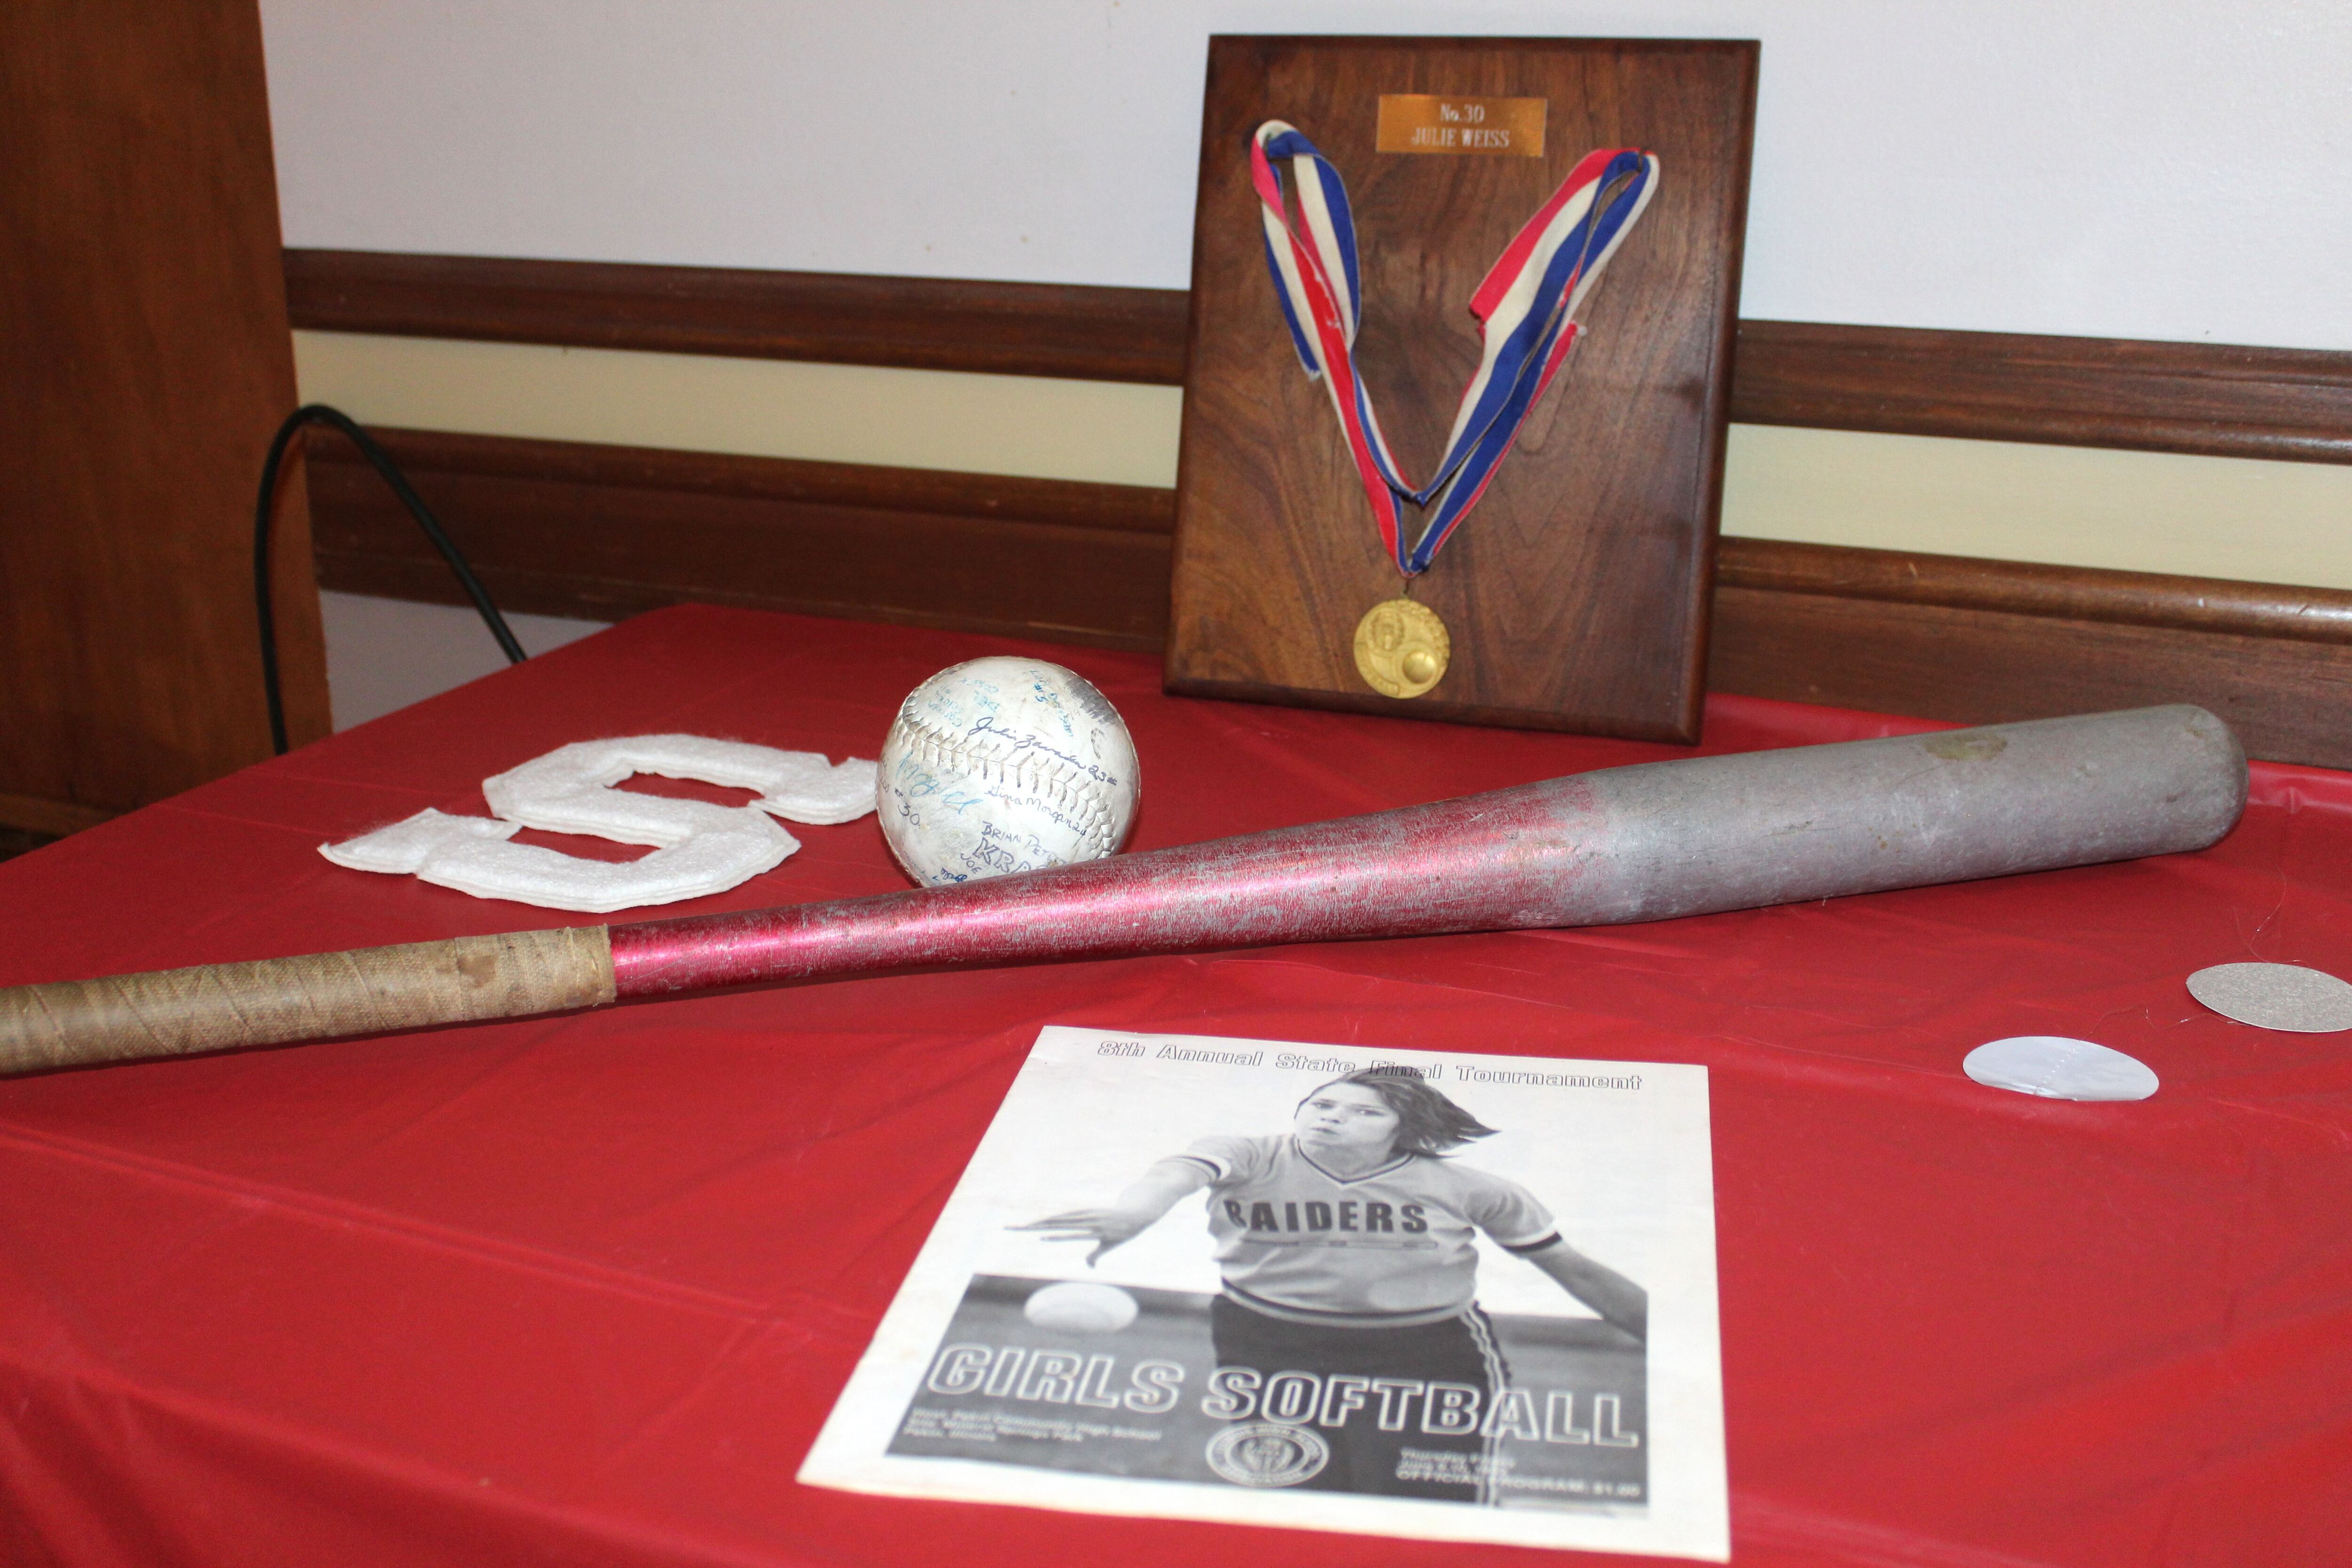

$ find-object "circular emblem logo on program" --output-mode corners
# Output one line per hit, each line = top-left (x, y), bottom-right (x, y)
(1204, 1423), (1331, 1487)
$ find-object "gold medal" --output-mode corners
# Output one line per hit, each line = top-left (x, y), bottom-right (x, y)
(1352, 597), (1450, 699)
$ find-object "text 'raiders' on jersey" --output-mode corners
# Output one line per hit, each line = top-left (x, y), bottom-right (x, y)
(1176, 1135), (1562, 1328)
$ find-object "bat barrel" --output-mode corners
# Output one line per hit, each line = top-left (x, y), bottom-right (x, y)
(607, 705), (2247, 999)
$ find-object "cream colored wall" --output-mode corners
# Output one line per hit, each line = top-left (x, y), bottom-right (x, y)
(293, 332), (1183, 488)
(297, 330), (2352, 592)
(1721, 427), (2352, 589)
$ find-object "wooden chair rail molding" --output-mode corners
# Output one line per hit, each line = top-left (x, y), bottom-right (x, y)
(309, 427), (2352, 771)
(285, 249), (2352, 463)
(284, 249), (1192, 385)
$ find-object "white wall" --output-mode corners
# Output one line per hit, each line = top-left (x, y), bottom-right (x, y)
(262, 0), (2352, 350)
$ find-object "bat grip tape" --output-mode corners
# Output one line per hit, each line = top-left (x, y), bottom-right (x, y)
(0, 926), (615, 1075)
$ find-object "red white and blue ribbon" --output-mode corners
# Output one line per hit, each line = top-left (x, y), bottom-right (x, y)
(1250, 120), (1659, 576)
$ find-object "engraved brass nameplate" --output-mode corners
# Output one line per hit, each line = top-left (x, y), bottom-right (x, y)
(1375, 94), (1547, 157)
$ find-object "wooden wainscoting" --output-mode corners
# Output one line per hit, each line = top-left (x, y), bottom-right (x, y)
(1727, 323), (2352, 465)
(288, 251), (2352, 768)
(1708, 545), (2352, 762)
(308, 427), (2352, 769)
(284, 250), (1191, 384)
(307, 429), (1176, 649)
(287, 249), (2352, 464)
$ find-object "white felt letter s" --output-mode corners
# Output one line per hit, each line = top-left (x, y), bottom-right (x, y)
(320, 735), (876, 913)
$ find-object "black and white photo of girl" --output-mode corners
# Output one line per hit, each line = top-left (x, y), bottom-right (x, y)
(1017, 1067), (1645, 1502)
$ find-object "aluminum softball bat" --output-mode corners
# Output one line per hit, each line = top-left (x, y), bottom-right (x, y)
(0, 706), (2247, 1076)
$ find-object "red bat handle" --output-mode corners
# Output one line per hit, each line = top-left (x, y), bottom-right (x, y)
(609, 778), (1590, 997)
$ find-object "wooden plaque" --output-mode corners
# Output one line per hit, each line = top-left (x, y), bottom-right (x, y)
(1167, 37), (1758, 741)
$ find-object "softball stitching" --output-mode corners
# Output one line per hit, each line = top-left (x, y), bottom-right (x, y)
(892, 708), (1125, 854)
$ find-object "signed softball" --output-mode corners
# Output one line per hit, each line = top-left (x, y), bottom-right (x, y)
(878, 657), (1140, 886)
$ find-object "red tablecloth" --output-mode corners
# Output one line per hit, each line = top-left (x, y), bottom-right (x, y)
(2, 605), (2346, 1567)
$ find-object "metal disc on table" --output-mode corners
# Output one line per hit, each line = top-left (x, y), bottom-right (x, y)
(1963, 1036), (2159, 1102)
(2187, 962), (2352, 1033)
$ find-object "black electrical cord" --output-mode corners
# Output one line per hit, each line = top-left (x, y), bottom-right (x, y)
(254, 404), (526, 755)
